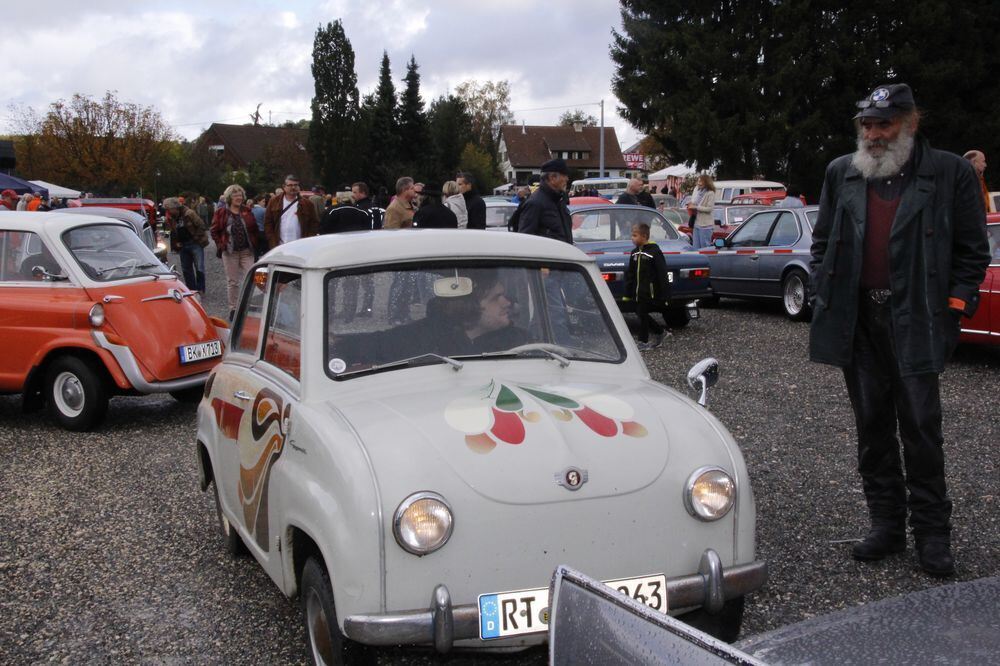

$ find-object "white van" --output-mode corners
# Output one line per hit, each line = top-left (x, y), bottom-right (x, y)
(712, 180), (785, 204)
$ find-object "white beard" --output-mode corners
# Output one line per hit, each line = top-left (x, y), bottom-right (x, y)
(851, 124), (915, 179)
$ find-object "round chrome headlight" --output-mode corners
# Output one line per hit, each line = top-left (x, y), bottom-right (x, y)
(393, 492), (454, 556)
(89, 303), (105, 327)
(684, 467), (735, 521)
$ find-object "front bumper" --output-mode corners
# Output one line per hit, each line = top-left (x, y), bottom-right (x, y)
(92, 330), (211, 393)
(343, 549), (767, 653)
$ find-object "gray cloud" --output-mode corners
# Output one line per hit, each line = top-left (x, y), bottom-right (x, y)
(1, 0), (638, 147)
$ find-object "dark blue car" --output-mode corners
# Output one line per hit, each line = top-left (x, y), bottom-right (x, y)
(570, 204), (712, 328)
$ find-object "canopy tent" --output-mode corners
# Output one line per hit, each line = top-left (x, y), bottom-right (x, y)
(647, 163), (698, 180)
(29, 180), (81, 199)
(0, 173), (47, 198)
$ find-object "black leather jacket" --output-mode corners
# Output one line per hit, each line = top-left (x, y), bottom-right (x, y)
(517, 184), (573, 244)
(809, 136), (990, 375)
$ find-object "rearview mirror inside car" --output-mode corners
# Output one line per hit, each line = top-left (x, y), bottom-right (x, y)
(433, 276), (474, 297)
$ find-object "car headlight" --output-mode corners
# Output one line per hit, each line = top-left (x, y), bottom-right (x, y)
(684, 467), (735, 521)
(89, 303), (105, 327)
(393, 492), (454, 556)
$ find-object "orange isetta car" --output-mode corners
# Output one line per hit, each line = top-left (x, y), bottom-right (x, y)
(0, 212), (229, 430)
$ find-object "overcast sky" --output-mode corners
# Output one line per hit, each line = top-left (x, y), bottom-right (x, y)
(1, 0), (642, 150)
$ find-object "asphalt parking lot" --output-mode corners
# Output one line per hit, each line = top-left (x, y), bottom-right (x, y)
(1, 248), (997, 664)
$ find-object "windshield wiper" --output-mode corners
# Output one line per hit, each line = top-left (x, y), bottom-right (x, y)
(368, 352), (464, 373)
(97, 262), (160, 276)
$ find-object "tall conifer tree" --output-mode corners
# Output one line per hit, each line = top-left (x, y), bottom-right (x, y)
(398, 55), (430, 178)
(308, 20), (359, 189)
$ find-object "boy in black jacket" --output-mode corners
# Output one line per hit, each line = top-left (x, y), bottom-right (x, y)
(624, 223), (670, 350)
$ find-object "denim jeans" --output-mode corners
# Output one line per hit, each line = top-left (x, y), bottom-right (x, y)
(179, 242), (206, 292)
(693, 225), (715, 249)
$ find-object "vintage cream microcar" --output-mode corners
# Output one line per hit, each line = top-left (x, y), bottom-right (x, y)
(194, 230), (766, 664)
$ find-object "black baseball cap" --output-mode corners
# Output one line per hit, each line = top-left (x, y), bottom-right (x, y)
(854, 83), (915, 120)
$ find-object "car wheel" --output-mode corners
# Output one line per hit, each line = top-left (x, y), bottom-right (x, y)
(170, 386), (205, 403)
(781, 269), (811, 322)
(663, 305), (692, 329)
(676, 596), (745, 643)
(212, 481), (247, 557)
(302, 558), (364, 666)
(46, 356), (109, 431)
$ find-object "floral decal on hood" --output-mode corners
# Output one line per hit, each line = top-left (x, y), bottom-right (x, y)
(444, 380), (648, 454)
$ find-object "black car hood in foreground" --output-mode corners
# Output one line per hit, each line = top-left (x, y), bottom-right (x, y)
(549, 566), (1000, 665)
(735, 575), (1000, 665)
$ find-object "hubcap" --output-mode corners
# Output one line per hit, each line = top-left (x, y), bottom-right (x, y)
(784, 276), (805, 315)
(54, 372), (85, 416)
(307, 588), (334, 665)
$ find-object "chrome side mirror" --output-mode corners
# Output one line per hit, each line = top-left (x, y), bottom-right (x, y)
(686, 357), (720, 407)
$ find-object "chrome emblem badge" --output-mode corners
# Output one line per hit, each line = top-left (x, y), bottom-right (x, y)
(170, 288), (184, 303)
(555, 467), (588, 491)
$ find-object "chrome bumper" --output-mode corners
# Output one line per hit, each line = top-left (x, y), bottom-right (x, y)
(91, 330), (211, 393)
(343, 549), (767, 653)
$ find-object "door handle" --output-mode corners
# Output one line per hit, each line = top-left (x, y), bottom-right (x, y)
(234, 391), (252, 401)
(750, 255), (759, 261)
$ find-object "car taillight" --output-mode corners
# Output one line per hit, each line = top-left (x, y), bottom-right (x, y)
(690, 268), (710, 279)
(602, 273), (616, 282)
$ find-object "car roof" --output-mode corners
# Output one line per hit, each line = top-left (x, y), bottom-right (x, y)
(712, 180), (785, 188)
(568, 204), (657, 212)
(55, 207), (148, 225)
(0, 210), (133, 233)
(263, 229), (594, 269)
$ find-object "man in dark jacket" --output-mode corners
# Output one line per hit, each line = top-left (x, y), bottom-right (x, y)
(458, 172), (486, 229)
(413, 184), (459, 228)
(163, 196), (210, 293)
(809, 83), (990, 577)
(517, 159), (573, 243)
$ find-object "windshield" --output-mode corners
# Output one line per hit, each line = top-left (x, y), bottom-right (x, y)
(326, 262), (624, 378)
(572, 207), (679, 243)
(62, 224), (171, 282)
(988, 225), (1000, 265)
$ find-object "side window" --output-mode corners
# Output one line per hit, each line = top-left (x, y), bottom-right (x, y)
(729, 212), (778, 247)
(0, 231), (62, 281)
(263, 271), (302, 380)
(232, 267), (268, 355)
(767, 213), (800, 246)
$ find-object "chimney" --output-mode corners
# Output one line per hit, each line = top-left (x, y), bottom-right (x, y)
(572, 122), (583, 132)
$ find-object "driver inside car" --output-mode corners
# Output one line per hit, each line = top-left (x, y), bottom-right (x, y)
(425, 272), (528, 354)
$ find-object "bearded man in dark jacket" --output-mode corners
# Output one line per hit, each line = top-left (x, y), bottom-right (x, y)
(809, 83), (990, 577)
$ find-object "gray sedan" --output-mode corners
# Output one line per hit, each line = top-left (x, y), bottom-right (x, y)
(702, 206), (818, 320)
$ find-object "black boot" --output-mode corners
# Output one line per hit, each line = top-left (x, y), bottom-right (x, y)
(916, 541), (955, 577)
(852, 528), (906, 561)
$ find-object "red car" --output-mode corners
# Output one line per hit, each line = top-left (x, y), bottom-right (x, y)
(960, 214), (1000, 346)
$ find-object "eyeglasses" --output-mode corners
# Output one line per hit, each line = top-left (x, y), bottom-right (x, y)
(856, 99), (895, 109)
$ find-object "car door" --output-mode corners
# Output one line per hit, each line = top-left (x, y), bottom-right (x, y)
(710, 211), (779, 296)
(962, 224), (999, 343)
(209, 266), (302, 586)
(0, 230), (83, 389)
(757, 211), (802, 297)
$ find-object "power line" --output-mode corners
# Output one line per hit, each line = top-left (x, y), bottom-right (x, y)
(511, 101), (602, 113)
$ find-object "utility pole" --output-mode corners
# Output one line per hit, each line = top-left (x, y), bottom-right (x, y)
(599, 99), (605, 178)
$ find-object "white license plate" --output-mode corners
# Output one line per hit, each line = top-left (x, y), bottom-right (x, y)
(478, 573), (666, 640)
(178, 340), (222, 364)
(667, 271), (675, 282)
